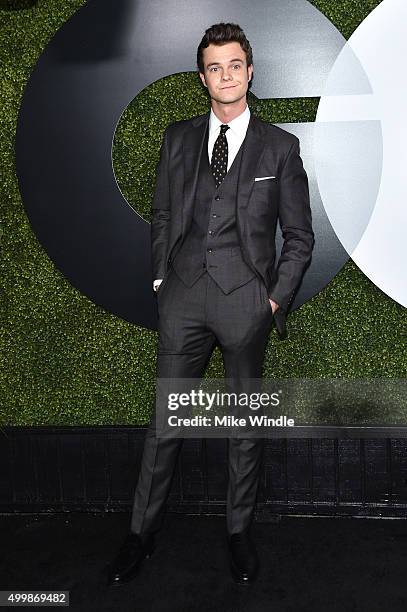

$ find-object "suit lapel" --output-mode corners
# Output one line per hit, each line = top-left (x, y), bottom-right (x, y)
(181, 111), (267, 238)
(236, 114), (267, 210)
(236, 114), (267, 246)
(182, 113), (209, 237)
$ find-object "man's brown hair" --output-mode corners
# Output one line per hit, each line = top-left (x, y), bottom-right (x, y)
(197, 22), (253, 74)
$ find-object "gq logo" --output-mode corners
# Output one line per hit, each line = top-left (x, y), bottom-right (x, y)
(15, 0), (406, 333)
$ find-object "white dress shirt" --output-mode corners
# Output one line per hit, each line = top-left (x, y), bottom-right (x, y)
(153, 104), (251, 291)
(208, 103), (251, 170)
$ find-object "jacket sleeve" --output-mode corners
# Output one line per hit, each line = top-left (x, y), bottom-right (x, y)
(151, 127), (171, 280)
(268, 136), (314, 311)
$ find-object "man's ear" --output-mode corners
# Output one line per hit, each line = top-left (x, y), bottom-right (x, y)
(248, 64), (253, 82)
(199, 72), (207, 88)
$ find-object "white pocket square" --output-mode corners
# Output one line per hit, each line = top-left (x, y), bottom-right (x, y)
(254, 176), (276, 182)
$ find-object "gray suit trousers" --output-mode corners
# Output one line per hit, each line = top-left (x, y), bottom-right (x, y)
(130, 268), (274, 536)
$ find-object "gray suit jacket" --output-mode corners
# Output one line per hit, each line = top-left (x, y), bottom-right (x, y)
(151, 111), (314, 337)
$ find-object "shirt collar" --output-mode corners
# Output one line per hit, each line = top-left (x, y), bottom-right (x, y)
(209, 103), (251, 137)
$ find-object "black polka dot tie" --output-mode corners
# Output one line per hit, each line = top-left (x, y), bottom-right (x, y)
(211, 124), (230, 188)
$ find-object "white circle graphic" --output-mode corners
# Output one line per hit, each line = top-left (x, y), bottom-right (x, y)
(315, 0), (406, 307)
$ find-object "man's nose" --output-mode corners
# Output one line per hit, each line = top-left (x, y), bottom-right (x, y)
(222, 70), (233, 80)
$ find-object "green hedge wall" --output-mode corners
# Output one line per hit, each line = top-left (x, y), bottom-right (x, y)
(0, 0), (405, 426)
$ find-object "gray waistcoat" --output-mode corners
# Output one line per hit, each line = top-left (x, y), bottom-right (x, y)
(172, 125), (256, 294)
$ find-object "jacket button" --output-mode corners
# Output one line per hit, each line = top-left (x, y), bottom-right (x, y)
(214, 195), (221, 201)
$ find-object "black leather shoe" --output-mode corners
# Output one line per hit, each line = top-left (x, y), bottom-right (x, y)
(228, 530), (259, 585)
(106, 532), (154, 586)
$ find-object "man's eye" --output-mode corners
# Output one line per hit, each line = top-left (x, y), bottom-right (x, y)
(210, 67), (218, 72)
(233, 65), (241, 69)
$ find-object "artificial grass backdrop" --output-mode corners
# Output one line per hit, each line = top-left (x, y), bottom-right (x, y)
(0, 0), (405, 426)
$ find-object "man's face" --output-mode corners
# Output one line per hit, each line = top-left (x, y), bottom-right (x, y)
(199, 41), (253, 106)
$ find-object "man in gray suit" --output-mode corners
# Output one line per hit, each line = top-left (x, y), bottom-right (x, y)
(107, 22), (314, 587)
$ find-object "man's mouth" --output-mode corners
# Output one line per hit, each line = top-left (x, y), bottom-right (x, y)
(221, 85), (237, 89)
